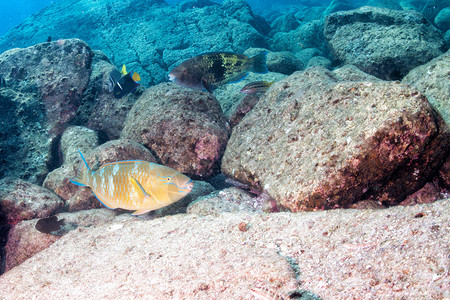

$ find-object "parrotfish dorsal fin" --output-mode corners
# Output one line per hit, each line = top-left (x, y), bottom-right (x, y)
(121, 64), (127, 75)
(132, 72), (141, 82)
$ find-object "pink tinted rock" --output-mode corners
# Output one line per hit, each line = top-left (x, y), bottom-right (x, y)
(0, 199), (447, 298)
(4, 209), (116, 271)
(121, 83), (231, 178)
(44, 139), (157, 212)
(0, 178), (64, 225)
(222, 67), (449, 211)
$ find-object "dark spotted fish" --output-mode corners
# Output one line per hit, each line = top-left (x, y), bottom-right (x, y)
(168, 52), (268, 92)
(35, 216), (65, 234)
(240, 81), (274, 94)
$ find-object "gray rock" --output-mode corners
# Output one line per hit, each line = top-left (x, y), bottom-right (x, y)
(60, 126), (99, 164)
(121, 83), (231, 178)
(221, 67), (449, 211)
(271, 20), (327, 55)
(0, 199), (448, 298)
(75, 50), (143, 140)
(306, 56), (332, 69)
(267, 51), (304, 75)
(270, 13), (300, 34)
(333, 64), (384, 82)
(324, 6), (447, 80)
(4, 209), (116, 272)
(187, 187), (258, 216)
(0, 178), (64, 225)
(0, 39), (93, 184)
(435, 7), (450, 32)
(153, 180), (216, 217)
(44, 139), (157, 212)
(0, 0), (268, 87)
(322, 0), (357, 17)
(402, 50), (450, 125)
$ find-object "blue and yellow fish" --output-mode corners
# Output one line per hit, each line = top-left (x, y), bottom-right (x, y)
(70, 151), (193, 215)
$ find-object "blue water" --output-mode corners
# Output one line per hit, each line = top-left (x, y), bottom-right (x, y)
(0, 0), (54, 37)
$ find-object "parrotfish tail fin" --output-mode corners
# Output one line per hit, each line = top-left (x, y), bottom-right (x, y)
(250, 52), (268, 74)
(132, 72), (141, 82)
(69, 150), (92, 187)
(121, 64), (127, 75)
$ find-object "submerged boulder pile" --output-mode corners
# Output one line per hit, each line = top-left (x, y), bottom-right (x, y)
(0, 1), (449, 298)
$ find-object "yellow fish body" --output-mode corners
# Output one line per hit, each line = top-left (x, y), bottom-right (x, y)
(70, 151), (194, 215)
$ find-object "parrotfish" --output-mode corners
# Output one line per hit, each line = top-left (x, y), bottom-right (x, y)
(107, 64), (141, 98)
(240, 81), (274, 94)
(70, 151), (194, 215)
(168, 52), (268, 92)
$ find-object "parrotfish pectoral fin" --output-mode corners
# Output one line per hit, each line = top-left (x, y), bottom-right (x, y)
(129, 177), (149, 201)
(69, 150), (92, 187)
(121, 64), (127, 75)
(201, 79), (214, 93)
(132, 209), (151, 216)
(132, 72), (141, 82)
(250, 52), (268, 74)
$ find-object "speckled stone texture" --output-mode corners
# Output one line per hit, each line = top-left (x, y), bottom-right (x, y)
(4, 209), (116, 272)
(0, 199), (447, 299)
(402, 49), (450, 125)
(222, 67), (449, 211)
(0, 39), (92, 184)
(0, 178), (64, 225)
(324, 6), (446, 80)
(0, 0), (268, 86)
(121, 83), (231, 178)
(60, 126), (99, 164)
(44, 139), (157, 212)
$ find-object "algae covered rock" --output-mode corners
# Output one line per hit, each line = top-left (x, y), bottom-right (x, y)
(324, 6), (446, 80)
(0, 178), (64, 225)
(0, 39), (93, 184)
(121, 83), (231, 178)
(402, 49), (450, 125)
(221, 67), (449, 211)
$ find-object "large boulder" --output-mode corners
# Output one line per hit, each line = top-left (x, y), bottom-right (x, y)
(0, 39), (93, 184)
(0, 199), (448, 298)
(0, 0), (268, 86)
(402, 50), (450, 125)
(324, 6), (447, 80)
(221, 67), (449, 212)
(121, 83), (231, 178)
(0, 178), (64, 225)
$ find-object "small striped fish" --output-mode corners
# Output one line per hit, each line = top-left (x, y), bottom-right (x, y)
(70, 151), (193, 215)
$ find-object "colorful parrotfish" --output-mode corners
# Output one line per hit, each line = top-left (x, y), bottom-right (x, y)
(70, 151), (194, 215)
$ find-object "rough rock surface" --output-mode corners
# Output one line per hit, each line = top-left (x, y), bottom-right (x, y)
(121, 83), (231, 178)
(324, 6), (447, 80)
(187, 187), (258, 216)
(0, 178), (64, 225)
(0, 199), (448, 299)
(332, 64), (383, 82)
(44, 139), (157, 212)
(402, 49), (450, 125)
(222, 67), (449, 211)
(0, 39), (93, 184)
(4, 209), (116, 272)
(60, 126), (99, 164)
(0, 0), (268, 86)
(77, 50), (143, 140)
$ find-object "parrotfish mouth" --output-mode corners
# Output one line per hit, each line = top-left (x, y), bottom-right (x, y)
(168, 73), (176, 82)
